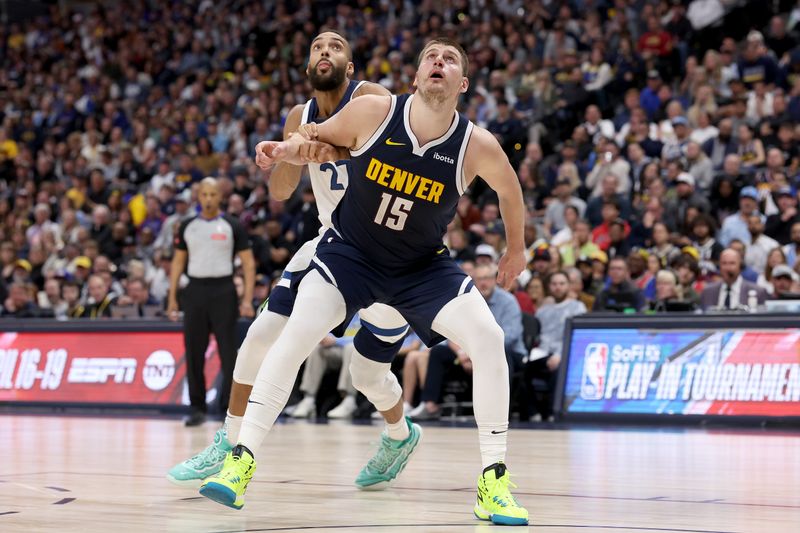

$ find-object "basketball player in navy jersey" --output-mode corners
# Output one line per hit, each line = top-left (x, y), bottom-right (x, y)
(169, 32), (422, 491)
(202, 38), (529, 525)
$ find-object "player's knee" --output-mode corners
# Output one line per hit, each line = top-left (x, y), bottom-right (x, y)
(349, 352), (382, 391)
(464, 320), (504, 359)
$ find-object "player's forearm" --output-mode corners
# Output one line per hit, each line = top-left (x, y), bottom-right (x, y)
(269, 162), (302, 201)
(498, 190), (525, 253)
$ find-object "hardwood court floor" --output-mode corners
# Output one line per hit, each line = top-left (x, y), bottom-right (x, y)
(0, 415), (798, 532)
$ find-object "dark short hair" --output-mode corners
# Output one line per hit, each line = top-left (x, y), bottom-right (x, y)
(418, 37), (469, 76)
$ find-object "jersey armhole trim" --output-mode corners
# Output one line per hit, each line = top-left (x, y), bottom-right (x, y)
(350, 96), (397, 157)
(300, 101), (312, 125)
(456, 122), (474, 196)
(351, 80), (368, 100)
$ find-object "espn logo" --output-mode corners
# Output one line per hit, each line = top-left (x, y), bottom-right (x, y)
(580, 343), (608, 400)
(68, 358), (137, 384)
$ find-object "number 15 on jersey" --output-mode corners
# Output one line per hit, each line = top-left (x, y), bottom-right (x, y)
(374, 193), (414, 231)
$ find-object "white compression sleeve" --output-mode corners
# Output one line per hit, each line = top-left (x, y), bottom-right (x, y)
(431, 289), (509, 468)
(237, 270), (346, 454)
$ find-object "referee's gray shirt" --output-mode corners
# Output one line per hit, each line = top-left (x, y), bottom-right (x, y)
(175, 214), (250, 278)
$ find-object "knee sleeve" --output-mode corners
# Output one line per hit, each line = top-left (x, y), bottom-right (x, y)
(233, 310), (289, 385)
(349, 349), (402, 411)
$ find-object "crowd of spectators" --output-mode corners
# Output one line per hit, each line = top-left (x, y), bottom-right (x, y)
(4, 1), (800, 415)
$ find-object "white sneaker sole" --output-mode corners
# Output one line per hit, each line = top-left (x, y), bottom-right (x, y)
(166, 474), (205, 488)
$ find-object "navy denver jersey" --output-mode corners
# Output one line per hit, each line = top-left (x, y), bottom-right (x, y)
(332, 93), (474, 271)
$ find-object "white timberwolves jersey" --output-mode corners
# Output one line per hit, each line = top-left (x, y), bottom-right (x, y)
(300, 80), (366, 233)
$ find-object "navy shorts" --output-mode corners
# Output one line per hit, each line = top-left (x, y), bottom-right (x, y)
(296, 229), (474, 347)
(266, 271), (294, 316)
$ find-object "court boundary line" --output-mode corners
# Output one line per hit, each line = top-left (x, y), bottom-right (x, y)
(0, 471), (797, 510)
(206, 524), (739, 533)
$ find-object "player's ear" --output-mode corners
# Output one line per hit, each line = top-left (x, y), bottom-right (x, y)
(459, 76), (469, 94)
(346, 62), (354, 78)
(412, 74), (418, 89)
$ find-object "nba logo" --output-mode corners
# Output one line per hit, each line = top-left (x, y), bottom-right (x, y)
(580, 343), (608, 400)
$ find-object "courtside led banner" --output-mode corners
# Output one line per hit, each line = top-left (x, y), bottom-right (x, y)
(562, 328), (800, 417)
(0, 331), (219, 405)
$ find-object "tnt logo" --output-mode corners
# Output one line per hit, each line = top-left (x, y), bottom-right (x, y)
(142, 350), (175, 391)
(580, 343), (608, 400)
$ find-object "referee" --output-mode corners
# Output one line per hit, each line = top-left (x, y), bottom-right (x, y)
(168, 177), (256, 427)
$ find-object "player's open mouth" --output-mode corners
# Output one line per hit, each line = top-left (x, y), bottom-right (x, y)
(317, 60), (332, 72)
(430, 72), (444, 79)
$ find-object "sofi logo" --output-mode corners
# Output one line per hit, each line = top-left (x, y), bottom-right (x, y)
(580, 343), (609, 400)
(142, 350), (175, 391)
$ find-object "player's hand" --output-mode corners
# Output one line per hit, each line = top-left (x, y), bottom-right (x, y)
(256, 140), (303, 167)
(497, 249), (527, 291)
(255, 141), (281, 169)
(239, 300), (255, 318)
(297, 122), (319, 140)
(299, 141), (338, 164)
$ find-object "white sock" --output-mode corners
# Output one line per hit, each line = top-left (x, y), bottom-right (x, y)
(223, 411), (242, 443)
(478, 423), (508, 469)
(385, 418), (410, 442)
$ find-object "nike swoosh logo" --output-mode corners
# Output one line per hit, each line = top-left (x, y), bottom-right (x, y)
(385, 138), (405, 146)
(490, 430), (507, 434)
(248, 400), (265, 406)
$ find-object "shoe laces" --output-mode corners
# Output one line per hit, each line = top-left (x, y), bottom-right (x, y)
(367, 433), (401, 472)
(219, 453), (252, 481)
(187, 440), (227, 468)
(486, 472), (520, 508)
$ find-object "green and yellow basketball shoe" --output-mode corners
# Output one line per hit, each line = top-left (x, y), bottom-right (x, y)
(473, 462), (529, 526)
(199, 444), (256, 510)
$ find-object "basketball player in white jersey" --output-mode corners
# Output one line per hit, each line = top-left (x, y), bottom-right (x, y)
(168, 31), (421, 490)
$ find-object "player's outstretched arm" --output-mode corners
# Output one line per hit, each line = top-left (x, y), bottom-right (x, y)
(465, 127), (526, 290)
(265, 104), (304, 201)
(297, 94), (393, 153)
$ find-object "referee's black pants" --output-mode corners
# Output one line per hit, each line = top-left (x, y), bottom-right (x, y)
(181, 276), (239, 414)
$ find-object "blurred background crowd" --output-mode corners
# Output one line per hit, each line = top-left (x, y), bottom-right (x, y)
(1, 0), (799, 322)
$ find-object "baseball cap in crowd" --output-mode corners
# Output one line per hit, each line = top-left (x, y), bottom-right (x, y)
(575, 255), (592, 266)
(14, 259), (32, 273)
(681, 246), (700, 261)
(772, 265), (798, 281)
(74, 256), (92, 269)
(777, 186), (795, 198)
(610, 217), (626, 229)
(676, 172), (695, 187)
(475, 244), (498, 262)
(486, 220), (505, 235)
(176, 189), (192, 203)
(739, 186), (759, 200)
(671, 116), (689, 127)
(647, 69), (661, 80)
(589, 249), (608, 264)
(532, 246), (551, 262)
